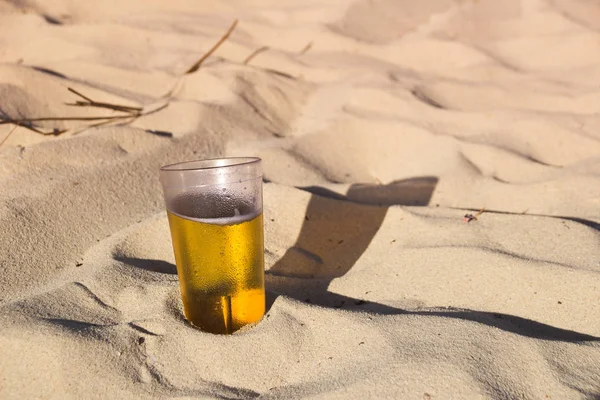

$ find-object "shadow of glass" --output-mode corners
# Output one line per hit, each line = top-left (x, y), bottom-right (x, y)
(268, 195), (386, 279)
(265, 176), (600, 342)
(347, 176), (439, 206)
(268, 176), (438, 280)
(268, 177), (437, 281)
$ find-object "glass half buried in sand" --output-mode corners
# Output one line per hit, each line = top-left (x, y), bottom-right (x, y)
(159, 158), (264, 334)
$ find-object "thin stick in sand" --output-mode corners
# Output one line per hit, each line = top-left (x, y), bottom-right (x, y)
(298, 41), (313, 55)
(164, 18), (239, 98)
(0, 18), (298, 140)
(0, 19), (240, 139)
(243, 46), (269, 65)
(66, 87), (143, 114)
(0, 124), (18, 148)
(185, 19), (238, 74)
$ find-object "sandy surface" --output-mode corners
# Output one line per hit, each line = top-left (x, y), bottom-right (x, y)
(1, 0), (599, 398)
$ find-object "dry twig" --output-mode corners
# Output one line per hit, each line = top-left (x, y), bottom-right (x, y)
(66, 87), (142, 114)
(186, 19), (238, 74)
(163, 19), (239, 98)
(243, 46), (269, 65)
(0, 124), (18, 148)
(0, 18), (302, 144)
(0, 89), (161, 136)
(298, 41), (313, 55)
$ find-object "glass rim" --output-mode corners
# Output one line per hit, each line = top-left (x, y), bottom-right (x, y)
(160, 157), (261, 172)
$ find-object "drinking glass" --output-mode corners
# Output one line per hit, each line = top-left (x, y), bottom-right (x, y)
(159, 157), (264, 334)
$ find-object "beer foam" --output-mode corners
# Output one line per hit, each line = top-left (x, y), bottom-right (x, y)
(167, 191), (261, 225)
(168, 208), (262, 226)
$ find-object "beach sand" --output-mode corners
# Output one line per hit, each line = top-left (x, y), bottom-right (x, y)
(1, 0), (599, 398)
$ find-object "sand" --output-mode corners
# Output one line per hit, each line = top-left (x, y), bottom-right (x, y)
(1, 0), (599, 398)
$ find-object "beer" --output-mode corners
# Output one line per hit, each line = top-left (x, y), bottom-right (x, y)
(167, 210), (265, 334)
(160, 156), (264, 334)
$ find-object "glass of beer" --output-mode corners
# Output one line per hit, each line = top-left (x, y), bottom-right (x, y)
(159, 157), (264, 334)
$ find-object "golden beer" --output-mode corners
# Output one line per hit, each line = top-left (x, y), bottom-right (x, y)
(167, 210), (265, 334)
(160, 157), (264, 334)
